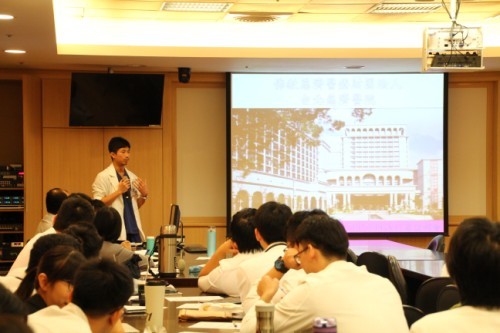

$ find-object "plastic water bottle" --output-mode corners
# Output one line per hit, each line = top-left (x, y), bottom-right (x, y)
(207, 226), (216, 257)
(255, 301), (274, 333)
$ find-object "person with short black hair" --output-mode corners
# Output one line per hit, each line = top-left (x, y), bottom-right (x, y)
(0, 283), (32, 333)
(62, 223), (103, 259)
(22, 246), (86, 314)
(94, 206), (148, 278)
(15, 233), (83, 302)
(236, 201), (292, 302)
(410, 217), (500, 333)
(240, 214), (408, 333)
(9, 196), (95, 277)
(92, 136), (149, 242)
(36, 188), (69, 234)
(28, 258), (134, 333)
(198, 208), (262, 296)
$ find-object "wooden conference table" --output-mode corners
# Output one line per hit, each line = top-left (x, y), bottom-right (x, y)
(124, 240), (444, 331)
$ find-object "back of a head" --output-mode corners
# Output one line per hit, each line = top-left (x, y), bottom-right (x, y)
(108, 136), (130, 153)
(294, 215), (349, 259)
(93, 206), (122, 242)
(0, 283), (28, 319)
(72, 258), (134, 317)
(286, 209), (328, 244)
(53, 196), (95, 232)
(254, 201), (292, 244)
(16, 234), (83, 300)
(0, 315), (33, 333)
(230, 208), (261, 253)
(63, 223), (103, 259)
(34, 246), (86, 291)
(446, 217), (500, 308)
(45, 188), (68, 215)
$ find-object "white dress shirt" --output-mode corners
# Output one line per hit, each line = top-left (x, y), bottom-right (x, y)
(28, 303), (92, 333)
(235, 242), (287, 302)
(198, 251), (261, 297)
(240, 260), (409, 333)
(410, 306), (500, 333)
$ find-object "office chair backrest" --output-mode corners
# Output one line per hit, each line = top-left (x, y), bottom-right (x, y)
(436, 284), (461, 312)
(415, 276), (454, 314)
(427, 235), (445, 252)
(356, 251), (390, 279)
(387, 255), (408, 304)
(402, 305), (425, 328)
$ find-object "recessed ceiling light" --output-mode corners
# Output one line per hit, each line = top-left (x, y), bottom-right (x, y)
(5, 49), (26, 54)
(0, 14), (14, 20)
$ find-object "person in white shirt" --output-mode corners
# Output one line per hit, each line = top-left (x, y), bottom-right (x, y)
(28, 258), (133, 333)
(198, 208), (262, 296)
(242, 210), (327, 312)
(8, 196), (95, 276)
(240, 214), (409, 333)
(410, 217), (500, 333)
(235, 201), (292, 303)
(35, 188), (68, 234)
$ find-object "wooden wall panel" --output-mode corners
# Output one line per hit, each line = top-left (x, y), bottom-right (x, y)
(42, 77), (71, 128)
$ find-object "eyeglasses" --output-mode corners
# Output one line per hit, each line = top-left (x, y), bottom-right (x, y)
(293, 247), (309, 265)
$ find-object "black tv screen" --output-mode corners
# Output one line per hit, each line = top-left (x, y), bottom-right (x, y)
(228, 73), (448, 235)
(69, 73), (164, 126)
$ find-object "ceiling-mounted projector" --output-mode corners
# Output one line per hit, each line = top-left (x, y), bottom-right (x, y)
(422, 26), (484, 71)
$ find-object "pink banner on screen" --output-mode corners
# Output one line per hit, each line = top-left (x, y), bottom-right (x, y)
(340, 219), (444, 233)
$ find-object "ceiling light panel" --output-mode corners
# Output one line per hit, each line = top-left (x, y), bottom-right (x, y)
(160, 2), (233, 12)
(369, 3), (442, 14)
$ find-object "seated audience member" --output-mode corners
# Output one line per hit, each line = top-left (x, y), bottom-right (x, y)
(240, 214), (408, 333)
(36, 188), (68, 234)
(15, 233), (83, 302)
(242, 209), (327, 312)
(9, 196), (95, 276)
(236, 201), (292, 302)
(28, 258), (134, 333)
(20, 246), (86, 314)
(410, 217), (500, 333)
(0, 283), (32, 333)
(62, 223), (103, 259)
(93, 206), (148, 278)
(198, 208), (262, 296)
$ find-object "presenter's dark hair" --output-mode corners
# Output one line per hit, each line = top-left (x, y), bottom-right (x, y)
(72, 258), (134, 317)
(286, 209), (328, 244)
(294, 215), (349, 259)
(108, 136), (130, 153)
(45, 188), (68, 215)
(16, 234), (82, 300)
(63, 223), (103, 259)
(93, 206), (122, 242)
(446, 217), (500, 308)
(254, 201), (292, 244)
(53, 196), (95, 232)
(230, 208), (260, 253)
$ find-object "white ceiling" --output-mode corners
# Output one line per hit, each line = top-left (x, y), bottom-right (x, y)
(0, 0), (500, 73)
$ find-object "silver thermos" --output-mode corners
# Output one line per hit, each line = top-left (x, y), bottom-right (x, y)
(158, 224), (177, 277)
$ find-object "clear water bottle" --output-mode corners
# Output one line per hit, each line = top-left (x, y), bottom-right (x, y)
(255, 301), (274, 333)
(312, 317), (337, 333)
(207, 226), (216, 257)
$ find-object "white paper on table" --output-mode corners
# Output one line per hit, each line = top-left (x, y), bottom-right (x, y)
(122, 323), (140, 333)
(189, 321), (241, 330)
(124, 305), (146, 314)
(196, 256), (210, 260)
(165, 295), (223, 302)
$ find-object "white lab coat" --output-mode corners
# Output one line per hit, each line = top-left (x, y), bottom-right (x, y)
(92, 164), (145, 241)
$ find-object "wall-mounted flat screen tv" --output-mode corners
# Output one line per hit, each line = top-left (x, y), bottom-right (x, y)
(228, 73), (448, 235)
(69, 73), (164, 127)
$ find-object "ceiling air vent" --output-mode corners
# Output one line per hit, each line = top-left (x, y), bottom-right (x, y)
(226, 13), (291, 23)
(368, 2), (442, 14)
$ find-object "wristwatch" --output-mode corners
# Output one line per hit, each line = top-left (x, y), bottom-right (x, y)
(274, 256), (289, 274)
